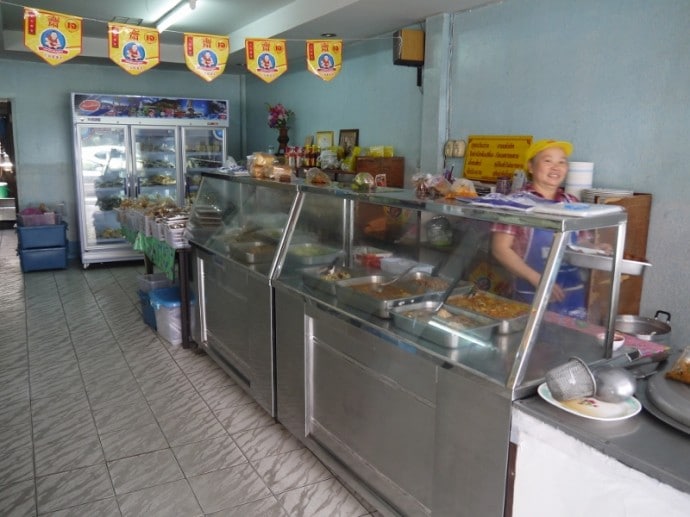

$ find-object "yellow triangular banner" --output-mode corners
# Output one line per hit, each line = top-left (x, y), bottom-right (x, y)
(245, 38), (288, 83)
(306, 40), (342, 81)
(23, 7), (83, 66)
(108, 23), (160, 76)
(183, 32), (229, 82)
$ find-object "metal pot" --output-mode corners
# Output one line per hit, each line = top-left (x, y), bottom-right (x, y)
(615, 310), (671, 345)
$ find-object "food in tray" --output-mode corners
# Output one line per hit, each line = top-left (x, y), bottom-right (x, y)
(400, 276), (448, 292)
(289, 244), (335, 257)
(320, 268), (351, 282)
(434, 308), (485, 331)
(94, 178), (124, 188)
(98, 228), (123, 239)
(247, 244), (275, 255)
(446, 290), (530, 319)
(143, 174), (176, 186)
(665, 348), (690, 385)
(96, 196), (121, 211)
(350, 283), (418, 300)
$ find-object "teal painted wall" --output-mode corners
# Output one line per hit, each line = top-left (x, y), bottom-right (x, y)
(243, 37), (423, 181)
(0, 58), (243, 248)
(447, 0), (690, 344)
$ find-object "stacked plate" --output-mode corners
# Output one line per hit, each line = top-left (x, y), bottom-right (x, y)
(580, 188), (634, 204)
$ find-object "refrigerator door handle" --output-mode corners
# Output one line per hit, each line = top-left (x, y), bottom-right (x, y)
(135, 176), (141, 197)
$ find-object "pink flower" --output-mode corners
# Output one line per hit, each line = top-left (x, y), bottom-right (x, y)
(266, 103), (294, 128)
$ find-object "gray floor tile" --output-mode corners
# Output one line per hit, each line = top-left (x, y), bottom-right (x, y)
(0, 478), (35, 517)
(253, 447), (332, 494)
(117, 479), (202, 517)
(188, 463), (272, 514)
(156, 404), (227, 447)
(0, 444), (34, 486)
(36, 463), (114, 514)
(0, 419), (33, 453)
(34, 431), (104, 476)
(0, 398), (31, 430)
(99, 421), (169, 461)
(172, 435), (245, 477)
(232, 423), (303, 463)
(214, 401), (275, 434)
(40, 497), (122, 517)
(92, 399), (158, 435)
(277, 477), (370, 517)
(198, 383), (253, 412)
(108, 448), (183, 495)
(205, 496), (288, 517)
(32, 407), (97, 448)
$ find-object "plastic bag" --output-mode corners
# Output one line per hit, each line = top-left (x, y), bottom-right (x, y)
(305, 167), (331, 186)
(448, 178), (478, 198)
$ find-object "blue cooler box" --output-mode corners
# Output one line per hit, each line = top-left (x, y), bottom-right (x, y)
(138, 290), (157, 330)
(149, 286), (193, 346)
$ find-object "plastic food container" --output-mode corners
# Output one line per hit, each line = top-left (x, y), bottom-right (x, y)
(149, 286), (195, 346)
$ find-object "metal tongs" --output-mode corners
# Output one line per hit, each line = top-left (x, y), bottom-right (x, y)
(319, 256), (340, 276)
(375, 264), (418, 291)
(432, 277), (473, 313)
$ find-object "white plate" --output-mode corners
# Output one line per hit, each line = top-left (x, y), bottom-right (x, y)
(538, 383), (641, 421)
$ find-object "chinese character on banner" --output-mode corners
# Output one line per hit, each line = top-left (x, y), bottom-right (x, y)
(108, 23), (160, 75)
(183, 33), (229, 82)
(306, 40), (342, 81)
(23, 8), (82, 66)
(245, 39), (287, 83)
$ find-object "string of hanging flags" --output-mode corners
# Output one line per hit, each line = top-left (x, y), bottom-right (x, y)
(19, 5), (348, 82)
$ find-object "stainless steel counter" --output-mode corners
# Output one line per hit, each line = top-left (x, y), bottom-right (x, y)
(514, 382), (690, 496)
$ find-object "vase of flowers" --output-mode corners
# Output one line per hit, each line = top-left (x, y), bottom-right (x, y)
(266, 103), (294, 155)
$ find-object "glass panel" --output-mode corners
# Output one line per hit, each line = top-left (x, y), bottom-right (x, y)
(183, 128), (225, 204)
(133, 127), (178, 202)
(76, 125), (127, 246)
(187, 176), (295, 277)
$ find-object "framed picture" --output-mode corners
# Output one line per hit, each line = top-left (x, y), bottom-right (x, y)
(338, 129), (359, 156)
(315, 131), (334, 149)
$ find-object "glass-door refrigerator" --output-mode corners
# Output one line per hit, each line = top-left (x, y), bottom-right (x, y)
(72, 93), (228, 267)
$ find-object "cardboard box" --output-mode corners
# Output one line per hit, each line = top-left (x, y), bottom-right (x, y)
(393, 29), (425, 66)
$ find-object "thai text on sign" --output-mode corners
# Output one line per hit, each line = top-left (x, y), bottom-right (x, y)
(24, 8), (82, 65)
(306, 40), (342, 81)
(108, 23), (160, 76)
(184, 33), (229, 82)
(462, 135), (533, 182)
(245, 39), (287, 83)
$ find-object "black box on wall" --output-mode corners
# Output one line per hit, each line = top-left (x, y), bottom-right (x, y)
(393, 29), (425, 66)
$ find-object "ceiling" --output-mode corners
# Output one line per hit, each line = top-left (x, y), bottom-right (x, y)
(0, 0), (498, 71)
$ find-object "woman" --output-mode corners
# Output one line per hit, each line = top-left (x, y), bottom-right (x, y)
(491, 139), (587, 319)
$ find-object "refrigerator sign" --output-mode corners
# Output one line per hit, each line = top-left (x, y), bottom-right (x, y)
(23, 7), (83, 66)
(71, 94), (229, 126)
(108, 23), (160, 76)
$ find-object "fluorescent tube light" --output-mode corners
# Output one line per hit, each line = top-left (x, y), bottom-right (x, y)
(156, 0), (197, 33)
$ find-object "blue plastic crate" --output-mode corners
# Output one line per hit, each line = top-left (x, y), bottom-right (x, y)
(17, 222), (67, 250)
(19, 246), (68, 272)
(138, 290), (157, 330)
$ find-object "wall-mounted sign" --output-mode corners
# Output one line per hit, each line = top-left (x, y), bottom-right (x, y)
(24, 8), (82, 66)
(306, 40), (342, 81)
(184, 33), (229, 82)
(108, 23), (160, 75)
(245, 39), (287, 83)
(462, 135), (533, 182)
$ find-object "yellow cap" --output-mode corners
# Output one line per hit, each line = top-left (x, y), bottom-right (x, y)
(524, 139), (573, 168)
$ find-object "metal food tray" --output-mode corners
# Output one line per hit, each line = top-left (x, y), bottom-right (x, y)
(391, 301), (498, 349)
(564, 250), (650, 276)
(335, 275), (446, 319)
(302, 266), (369, 296)
(444, 287), (529, 334)
(286, 243), (342, 266)
(228, 241), (276, 264)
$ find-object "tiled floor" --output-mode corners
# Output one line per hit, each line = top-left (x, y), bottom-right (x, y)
(0, 229), (375, 516)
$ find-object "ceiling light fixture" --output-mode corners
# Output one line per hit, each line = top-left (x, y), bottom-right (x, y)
(320, 33), (337, 38)
(156, 0), (198, 33)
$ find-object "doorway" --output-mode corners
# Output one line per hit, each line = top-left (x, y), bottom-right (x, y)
(0, 99), (17, 226)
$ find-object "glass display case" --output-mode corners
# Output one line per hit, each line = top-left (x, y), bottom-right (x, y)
(274, 185), (628, 397)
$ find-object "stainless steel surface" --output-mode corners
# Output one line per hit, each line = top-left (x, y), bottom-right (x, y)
(285, 242), (341, 266)
(306, 305), (437, 516)
(301, 265), (364, 296)
(592, 366), (637, 403)
(335, 274), (442, 319)
(646, 350), (690, 430)
(228, 240), (276, 264)
(616, 312), (672, 344)
(391, 301), (498, 349)
(375, 263), (419, 289)
(433, 366), (512, 517)
(565, 249), (651, 275)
